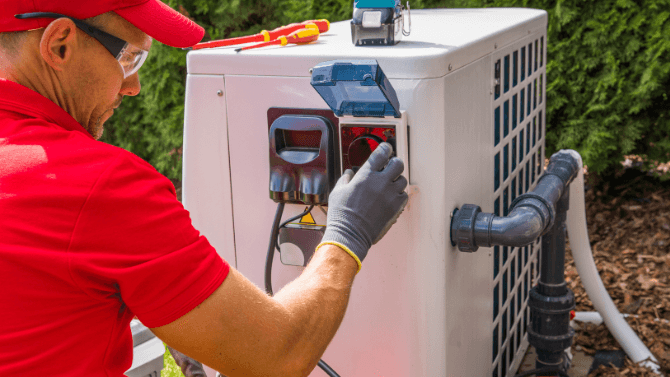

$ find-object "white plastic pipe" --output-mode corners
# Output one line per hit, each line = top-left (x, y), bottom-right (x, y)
(573, 311), (670, 326)
(566, 151), (661, 374)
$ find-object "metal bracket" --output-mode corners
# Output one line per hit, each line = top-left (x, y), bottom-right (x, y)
(402, 2), (411, 36)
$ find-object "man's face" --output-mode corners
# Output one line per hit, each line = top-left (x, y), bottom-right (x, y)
(70, 13), (152, 139)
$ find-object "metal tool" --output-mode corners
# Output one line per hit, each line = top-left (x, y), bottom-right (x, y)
(351, 0), (410, 46)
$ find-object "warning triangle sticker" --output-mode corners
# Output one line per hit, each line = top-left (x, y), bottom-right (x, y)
(299, 207), (316, 225)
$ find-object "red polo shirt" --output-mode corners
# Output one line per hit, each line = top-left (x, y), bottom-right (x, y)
(0, 79), (229, 376)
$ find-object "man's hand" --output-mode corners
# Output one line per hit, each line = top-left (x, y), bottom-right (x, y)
(319, 142), (408, 270)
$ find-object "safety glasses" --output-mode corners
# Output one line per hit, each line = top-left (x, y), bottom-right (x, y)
(15, 12), (149, 78)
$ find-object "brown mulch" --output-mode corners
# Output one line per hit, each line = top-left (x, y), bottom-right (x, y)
(563, 161), (670, 376)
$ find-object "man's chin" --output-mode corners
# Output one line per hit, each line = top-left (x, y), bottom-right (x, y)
(92, 113), (112, 140)
(93, 126), (104, 140)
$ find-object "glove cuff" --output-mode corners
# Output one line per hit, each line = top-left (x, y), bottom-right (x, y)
(319, 209), (371, 272)
(315, 241), (362, 273)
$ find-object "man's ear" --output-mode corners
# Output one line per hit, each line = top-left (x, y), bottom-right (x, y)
(39, 18), (78, 72)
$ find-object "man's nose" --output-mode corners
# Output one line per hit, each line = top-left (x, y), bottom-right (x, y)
(120, 72), (141, 97)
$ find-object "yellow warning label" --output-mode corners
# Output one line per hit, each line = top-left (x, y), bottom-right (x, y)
(299, 208), (316, 225)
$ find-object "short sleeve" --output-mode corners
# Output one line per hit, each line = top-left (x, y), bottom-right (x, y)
(67, 151), (229, 328)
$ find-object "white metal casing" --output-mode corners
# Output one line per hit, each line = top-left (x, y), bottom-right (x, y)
(183, 8), (547, 377)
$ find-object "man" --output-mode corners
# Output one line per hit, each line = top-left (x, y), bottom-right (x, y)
(0, 1), (408, 376)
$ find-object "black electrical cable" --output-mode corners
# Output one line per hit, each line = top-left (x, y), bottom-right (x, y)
(280, 205), (315, 229)
(265, 202), (285, 295)
(265, 203), (341, 377)
(317, 359), (340, 377)
(275, 205), (315, 253)
(514, 367), (570, 377)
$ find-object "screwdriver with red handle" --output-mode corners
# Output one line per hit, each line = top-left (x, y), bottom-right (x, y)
(192, 19), (329, 50)
(234, 27), (320, 52)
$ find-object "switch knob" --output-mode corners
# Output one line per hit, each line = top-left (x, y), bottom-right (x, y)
(347, 134), (385, 171)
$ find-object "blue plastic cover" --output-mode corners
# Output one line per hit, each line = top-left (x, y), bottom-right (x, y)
(354, 0), (398, 8)
(310, 60), (401, 118)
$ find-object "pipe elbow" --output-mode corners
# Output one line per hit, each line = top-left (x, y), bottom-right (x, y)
(452, 201), (549, 251)
(489, 207), (545, 247)
(450, 150), (583, 253)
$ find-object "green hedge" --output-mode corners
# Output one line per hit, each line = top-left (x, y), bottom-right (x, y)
(102, 0), (670, 180)
(527, 0), (670, 175)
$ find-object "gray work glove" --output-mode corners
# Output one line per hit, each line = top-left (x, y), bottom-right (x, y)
(318, 142), (408, 271)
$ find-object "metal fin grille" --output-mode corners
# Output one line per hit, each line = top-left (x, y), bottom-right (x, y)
(492, 34), (546, 377)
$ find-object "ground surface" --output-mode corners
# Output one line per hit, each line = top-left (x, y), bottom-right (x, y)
(564, 162), (670, 376)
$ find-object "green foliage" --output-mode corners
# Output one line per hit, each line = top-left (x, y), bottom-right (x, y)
(105, 0), (670, 180)
(161, 344), (182, 377)
(541, 0), (670, 174)
(473, 0), (670, 174)
(282, 0), (352, 24)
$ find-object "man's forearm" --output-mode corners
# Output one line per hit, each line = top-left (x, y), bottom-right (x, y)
(271, 244), (358, 376)
(152, 144), (405, 377)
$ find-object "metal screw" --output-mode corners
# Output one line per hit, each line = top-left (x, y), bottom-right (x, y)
(448, 64), (452, 71)
(217, 90), (223, 97)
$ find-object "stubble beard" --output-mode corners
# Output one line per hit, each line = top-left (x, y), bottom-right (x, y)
(93, 100), (121, 140)
(93, 116), (104, 140)
(93, 107), (113, 140)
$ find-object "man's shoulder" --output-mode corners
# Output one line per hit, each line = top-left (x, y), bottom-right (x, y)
(62, 136), (169, 194)
(39, 125), (152, 179)
(0, 117), (165, 193)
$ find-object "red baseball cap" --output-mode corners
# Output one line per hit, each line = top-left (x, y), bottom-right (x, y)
(0, 0), (205, 48)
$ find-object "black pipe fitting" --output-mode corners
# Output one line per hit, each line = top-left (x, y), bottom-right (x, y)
(528, 293), (575, 341)
(528, 190), (575, 374)
(450, 150), (580, 252)
(489, 198), (550, 246)
(450, 150), (581, 375)
(543, 151), (580, 187)
(528, 288), (575, 348)
(527, 287), (575, 368)
(539, 191), (570, 296)
(450, 204), (481, 252)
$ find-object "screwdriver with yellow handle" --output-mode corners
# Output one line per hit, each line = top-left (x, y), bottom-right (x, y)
(235, 27), (320, 52)
(192, 19), (329, 50)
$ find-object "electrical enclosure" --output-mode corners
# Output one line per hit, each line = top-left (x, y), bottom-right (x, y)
(183, 8), (548, 377)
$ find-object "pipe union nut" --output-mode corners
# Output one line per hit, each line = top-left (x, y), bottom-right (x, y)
(451, 204), (481, 252)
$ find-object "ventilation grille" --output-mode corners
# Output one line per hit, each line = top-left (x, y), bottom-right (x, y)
(491, 35), (546, 377)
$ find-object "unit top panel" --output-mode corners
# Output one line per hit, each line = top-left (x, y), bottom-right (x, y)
(187, 8), (547, 79)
